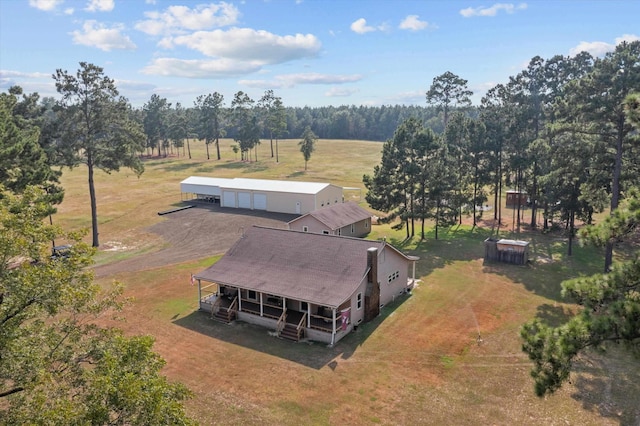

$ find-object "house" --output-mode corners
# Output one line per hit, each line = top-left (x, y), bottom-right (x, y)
(194, 226), (419, 345)
(180, 176), (343, 215)
(287, 202), (372, 237)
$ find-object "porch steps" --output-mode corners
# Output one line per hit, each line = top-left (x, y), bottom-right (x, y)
(212, 309), (235, 324)
(279, 323), (303, 342)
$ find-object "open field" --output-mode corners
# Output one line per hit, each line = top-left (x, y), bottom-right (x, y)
(54, 139), (640, 425)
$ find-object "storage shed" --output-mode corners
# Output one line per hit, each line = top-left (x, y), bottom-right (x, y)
(180, 177), (343, 215)
(484, 238), (530, 265)
(506, 190), (528, 207)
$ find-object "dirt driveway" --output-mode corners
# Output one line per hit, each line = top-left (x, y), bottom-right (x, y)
(94, 203), (298, 278)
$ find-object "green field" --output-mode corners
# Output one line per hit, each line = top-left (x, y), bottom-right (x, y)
(55, 138), (640, 425)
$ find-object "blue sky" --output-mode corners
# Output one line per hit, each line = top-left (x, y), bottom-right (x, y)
(1, 0), (638, 108)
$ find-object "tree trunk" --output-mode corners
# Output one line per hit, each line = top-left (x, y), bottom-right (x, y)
(206, 141), (210, 160)
(530, 162), (537, 229)
(276, 139), (279, 163)
(215, 137), (221, 160)
(187, 137), (191, 159)
(435, 201), (440, 240)
(567, 209), (575, 256)
(605, 114), (625, 272)
(270, 132), (274, 158)
(87, 154), (99, 247)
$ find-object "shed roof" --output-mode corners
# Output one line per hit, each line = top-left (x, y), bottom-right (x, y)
(288, 202), (372, 230)
(195, 226), (407, 308)
(180, 176), (334, 195)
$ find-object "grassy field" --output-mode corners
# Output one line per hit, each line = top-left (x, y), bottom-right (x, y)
(55, 138), (640, 425)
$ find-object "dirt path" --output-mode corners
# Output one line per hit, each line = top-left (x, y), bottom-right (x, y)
(93, 204), (298, 278)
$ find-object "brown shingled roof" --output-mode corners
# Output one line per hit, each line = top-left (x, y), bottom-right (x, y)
(195, 226), (392, 308)
(288, 202), (372, 231)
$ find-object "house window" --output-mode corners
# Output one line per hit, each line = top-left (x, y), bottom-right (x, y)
(351, 224), (355, 234)
(322, 230), (330, 235)
(365, 220), (369, 228)
(357, 292), (362, 310)
(301, 301), (308, 312)
(248, 290), (257, 300)
(303, 226), (308, 232)
(387, 271), (400, 284)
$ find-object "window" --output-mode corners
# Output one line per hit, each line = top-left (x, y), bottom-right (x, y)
(387, 271), (400, 284)
(322, 230), (330, 235)
(303, 226), (308, 232)
(301, 301), (308, 311)
(365, 220), (369, 228)
(357, 292), (362, 310)
(248, 290), (256, 300)
(351, 224), (355, 234)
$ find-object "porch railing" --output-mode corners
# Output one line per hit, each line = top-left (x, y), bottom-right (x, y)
(275, 310), (287, 335)
(210, 296), (222, 317)
(295, 313), (307, 340)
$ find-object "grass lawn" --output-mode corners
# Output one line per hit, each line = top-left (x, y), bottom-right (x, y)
(56, 138), (639, 425)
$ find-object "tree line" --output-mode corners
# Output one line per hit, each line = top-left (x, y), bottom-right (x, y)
(365, 41), (639, 273)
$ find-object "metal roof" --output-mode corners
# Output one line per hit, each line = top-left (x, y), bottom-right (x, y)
(180, 176), (334, 195)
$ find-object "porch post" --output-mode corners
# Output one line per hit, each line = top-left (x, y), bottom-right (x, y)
(412, 260), (416, 284)
(331, 308), (337, 345)
(197, 279), (201, 303)
(237, 287), (242, 311)
(259, 293), (264, 316)
(307, 304), (311, 328)
(283, 297), (287, 313)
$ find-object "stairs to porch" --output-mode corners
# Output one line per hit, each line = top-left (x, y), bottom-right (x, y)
(212, 308), (236, 324)
(279, 323), (304, 342)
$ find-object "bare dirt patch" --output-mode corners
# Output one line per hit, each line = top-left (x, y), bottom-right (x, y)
(93, 203), (297, 278)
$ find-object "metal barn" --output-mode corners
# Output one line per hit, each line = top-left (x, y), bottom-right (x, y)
(180, 177), (343, 215)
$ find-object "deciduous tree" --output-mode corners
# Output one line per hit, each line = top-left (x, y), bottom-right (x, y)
(298, 126), (317, 171)
(0, 186), (193, 424)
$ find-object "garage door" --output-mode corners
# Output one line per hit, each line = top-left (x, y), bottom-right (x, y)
(253, 193), (267, 210)
(222, 191), (236, 207)
(238, 192), (251, 209)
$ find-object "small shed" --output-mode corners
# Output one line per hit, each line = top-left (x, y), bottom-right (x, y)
(506, 190), (528, 208)
(484, 238), (529, 265)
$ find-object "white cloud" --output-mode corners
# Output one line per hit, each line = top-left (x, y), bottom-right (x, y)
(460, 3), (527, 18)
(615, 34), (640, 44)
(569, 35), (639, 57)
(569, 41), (613, 57)
(135, 2), (240, 35)
(141, 57), (262, 78)
(325, 87), (359, 97)
(350, 18), (375, 34)
(240, 73), (362, 89)
(71, 20), (136, 51)
(85, 0), (114, 12)
(399, 15), (429, 31)
(0, 70), (57, 97)
(28, 0), (64, 12)
(64, 7), (74, 15)
(170, 28), (321, 65)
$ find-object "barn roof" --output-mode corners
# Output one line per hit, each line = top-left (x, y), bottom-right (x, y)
(195, 226), (407, 308)
(180, 176), (335, 195)
(288, 202), (372, 230)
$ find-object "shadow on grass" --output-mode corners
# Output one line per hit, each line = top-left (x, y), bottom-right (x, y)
(380, 224), (602, 303)
(570, 349), (640, 424)
(172, 293), (411, 370)
(533, 303), (575, 326)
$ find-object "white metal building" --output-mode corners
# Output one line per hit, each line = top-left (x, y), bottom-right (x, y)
(180, 177), (344, 215)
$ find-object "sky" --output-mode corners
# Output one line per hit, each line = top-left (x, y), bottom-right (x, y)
(1, 0), (639, 109)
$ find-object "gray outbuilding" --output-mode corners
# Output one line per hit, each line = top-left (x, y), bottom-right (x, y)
(180, 176), (343, 215)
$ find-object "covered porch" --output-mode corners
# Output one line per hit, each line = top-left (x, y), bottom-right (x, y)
(198, 281), (352, 344)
